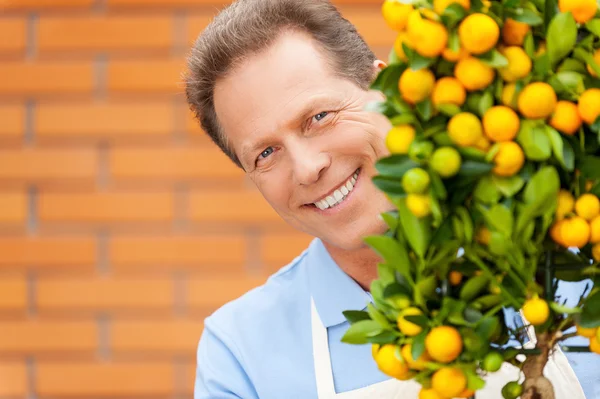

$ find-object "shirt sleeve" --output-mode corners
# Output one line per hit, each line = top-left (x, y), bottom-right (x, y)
(194, 317), (260, 399)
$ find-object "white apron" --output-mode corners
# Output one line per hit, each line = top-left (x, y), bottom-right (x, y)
(311, 297), (586, 398)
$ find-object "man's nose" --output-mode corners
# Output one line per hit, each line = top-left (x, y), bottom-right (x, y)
(291, 143), (330, 186)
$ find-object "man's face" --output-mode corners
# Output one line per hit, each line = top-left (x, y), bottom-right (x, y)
(214, 30), (394, 251)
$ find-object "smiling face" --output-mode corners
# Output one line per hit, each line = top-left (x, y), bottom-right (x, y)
(214, 30), (394, 251)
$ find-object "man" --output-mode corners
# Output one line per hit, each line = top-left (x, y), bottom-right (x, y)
(185, 1), (597, 398)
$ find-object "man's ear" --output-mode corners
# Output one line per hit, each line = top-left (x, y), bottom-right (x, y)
(373, 59), (387, 70)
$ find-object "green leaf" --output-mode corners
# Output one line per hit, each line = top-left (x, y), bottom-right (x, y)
(404, 314), (430, 328)
(372, 176), (405, 197)
(546, 11), (578, 65)
(364, 235), (412, 282)
(579, 156), (600, 179)
(574, 48), (600, 78)
(381, 211), (399, 231)
(544, 0), (558, 34)
(524, 31), (535, 58)
(442, 3), (468, 26)
(492, 175), (525, 197)
(416, 274), (438, 298)
(375, 155), (419, 177)
(475, 176), (501, 204)
(460, 275), (490, 301)
(371, 64), (404, 97)
(341, 320), (384, 344)
(437, 103), (462, 117)
(550, 302), (583, 315)
(523, 165), (560, 206)
(545, 125), (574, 170)
(464, 306), (484, 323)
(579, 290), (600, 328)
(558, 58), (587, 74)
(508, 8), (544, 25)
(533, 53), (551, 77)
(466, 370), (487, 391)
(429, 170), (448, 200)
(479, 90), (495, 115)
(458, 161), (494, 177)
(517, 122), (552, 161)
(367, 330), (400, 344)
(416, 98), (433, 121)
(343, 310), (371, 324)
(412, 331), (427, 360)
(478, 203), (513, 236)
(479, 49), (509, 68)
(406, 47), (437, 71)
(396, 198), (431, 259)
(586, 19), (600, 37)
(367, 303), (392, 329)
(448, 29), (460, 52)
(476, 316), (501, 340)
(383, 282), (412, 299)
(456, 206), (474, 243)
(548, 71), (585, 95)
(389, 113), (417, 126)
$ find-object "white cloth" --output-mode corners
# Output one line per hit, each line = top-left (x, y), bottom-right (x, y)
(311, 297), (586, 398)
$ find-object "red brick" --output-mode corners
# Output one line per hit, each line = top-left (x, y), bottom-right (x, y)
(0, 275), (27, 312)
(109, 235), (247, 270)
(0, 362), (27, 397)
(39, 191), (174, 224)
(189, 189), (283, 224)
(111, 320), (203, 355)
(0, 191), (27, 225)
(109, 147), (243, 181)
(187, 276), (266, 309)
(37, 362), (174, 397)
(38, 16), (173, 54)
(0, 320), (96, 354)
(0, 61), (93, 97)
(260, 233), (313, 267)
(108, 59), (185, 94)
(0, 104), (25, 139)
(0, 0), (93, 10)
(0, 148), (97, 184)
(37, 276), (174, 313)
(0, 237), (96, 269)
(0, 18), (26, 55)
(36, 102), (174, 140)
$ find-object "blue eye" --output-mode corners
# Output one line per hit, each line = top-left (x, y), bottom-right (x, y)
(258, 147), (274, 160)
(313, 111), (329, 122)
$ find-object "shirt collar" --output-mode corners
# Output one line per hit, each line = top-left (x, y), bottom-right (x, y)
(306, 238), (373, 328)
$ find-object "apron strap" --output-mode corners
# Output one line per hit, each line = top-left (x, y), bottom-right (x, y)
(311, 296), (337, 397)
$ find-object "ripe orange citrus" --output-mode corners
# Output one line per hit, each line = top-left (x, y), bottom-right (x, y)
(575, 193), (600, 221)
(550, 101), (582, 135)
(442, 46), (469, 62)
(483, 106), (520, 142)
(590, 336), (600, 354)
(458, 13), (500, 54)
(406, 194), (432, 218)
(425, 326), (463, 363)
(576, 325), (597, 338)
(522, 296), (550, 326)
(394, 32), (412, 62)
(474, 136), (492, 152)
(397, 307), (424, 336)
(502, 18), (530, 46)
(492, 141), (525, 177)
(556, 189), (575, 220)
(449, 270), (463, 286)
(590, 215), (600, 243)
(431, 367), (467, 398)
(455, 57), (495, 91)
(386, 125), (416, 154)
(593, 243), (600, 261)
(586, 48), (600, 76)
(433, 0), (470, 14)
(448, 112), (484, 147)
(408, 19), (449, 57)
(476, 226), (491, 245)
(558, 0), (598, 23)
(382, 0), (414, 31)
(561, 216), (591, 248)
(518, 82), (557, 119)
(432, 77), (466, 107)
(401, 344), (431, 370)
(550, 220), (566, 246)
(501, 83), (518, 109)
(499, 46), (532, 82)
(399, 68), (436, 104)
(578, 88), (600, 125)
(457, 389), (477, 398)
(373, 344), (413, 379)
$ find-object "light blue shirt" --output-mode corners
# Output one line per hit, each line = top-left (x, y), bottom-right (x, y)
(194, 238), (600, 398)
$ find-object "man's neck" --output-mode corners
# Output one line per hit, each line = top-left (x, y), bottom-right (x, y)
(321, 240), (381, 292)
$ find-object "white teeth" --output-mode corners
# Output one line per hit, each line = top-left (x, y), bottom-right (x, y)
(350, 176), (356, 184)
(315, 201), (326, 210)
(312, 169), (360, 210)
(333, 190), (343, 201)
(319, 199), (328, 209)
(341, 186), (349, 195)
(346, 181), (353, 191)
(326, 196), (336, 206)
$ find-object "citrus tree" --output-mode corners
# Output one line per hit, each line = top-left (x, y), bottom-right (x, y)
(341, 0), (600, 398)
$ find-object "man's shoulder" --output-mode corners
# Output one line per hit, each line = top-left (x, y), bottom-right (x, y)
(205, 243), (312, 336)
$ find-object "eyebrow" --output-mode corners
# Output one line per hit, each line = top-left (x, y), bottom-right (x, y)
(240, 94), (340, 166)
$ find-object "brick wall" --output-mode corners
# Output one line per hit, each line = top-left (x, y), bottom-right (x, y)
(0, 0), (394, 397)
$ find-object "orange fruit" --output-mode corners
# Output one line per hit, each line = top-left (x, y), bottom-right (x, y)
(397, 307), (424, 336)
(518, 82), (557, 119)
(373, 344), (413, 379)
(550, 101), (583, 135)
(455, 57), (495, 91)
(586, 48), (600, 77)
(575, 193), (600, 221)
(458, 13), (500, 54)
(561, 216), (591, 248)
(433, 0), (471, 14)
(408, 19), (449, 57)
(448, 112), (484, 147)
(590, 215), (600, 243)
(432, 367), (467, 398)
(593, 243), (600, 261)
(550, 220), (566, 246)
(522, 296), (550, 326)
(576, 325), (597, 338)
(382, 0), (414, 31)
(558, 0), (598, 23)
(406, 194), (432, 218)
(432, 77), (466, 107)
(556, 189), (575, 220)
(401, 344), (431, 370)
(449, 270), (463, 286)
(502, 18), (530, 46)
(492, 141), (525, 177)
(399, 68), (436, 104)
(442, 46), (469, 62)
(501, 83), (518, 109)
(393, 32), (412, 61)
(386, 125), (416, 154)
(590, 336), (600, 354)
(499, 46), (532, 82)
(578, 88), (600, 125)
(425, 326), (463, 363)
(483, 106), (520, 142)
